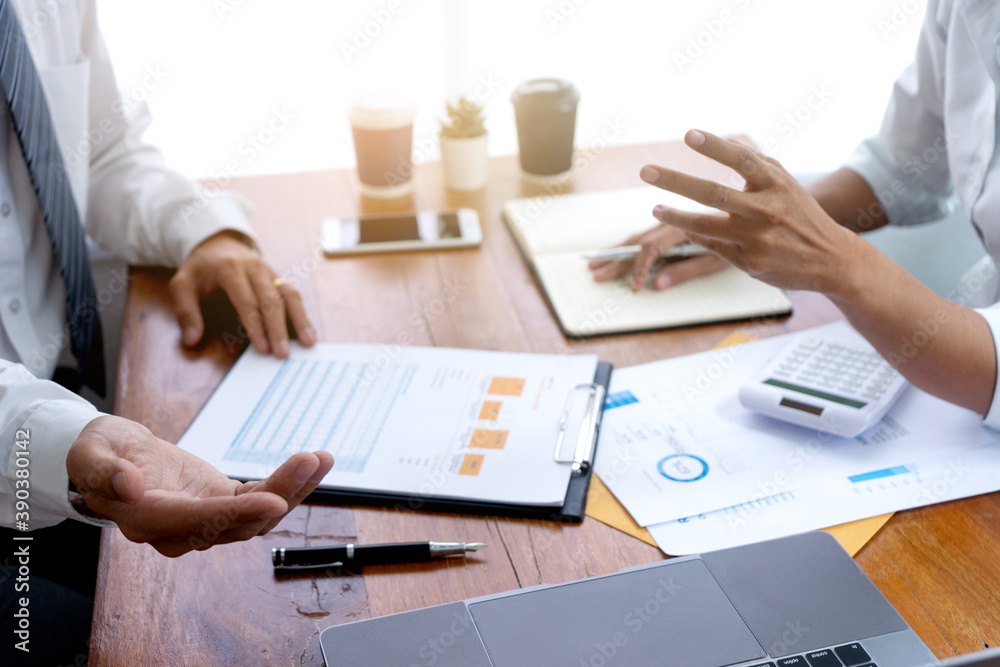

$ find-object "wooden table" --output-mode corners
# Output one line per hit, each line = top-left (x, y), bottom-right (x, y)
(89, 141), (1000, 665)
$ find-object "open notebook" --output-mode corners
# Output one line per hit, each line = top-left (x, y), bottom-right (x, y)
(502, 187), (793, 337)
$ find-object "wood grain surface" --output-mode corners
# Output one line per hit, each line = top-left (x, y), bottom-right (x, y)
(89, 141), (1000, 665)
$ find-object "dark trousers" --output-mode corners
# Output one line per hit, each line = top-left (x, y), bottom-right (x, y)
(0, 520), (100, 666)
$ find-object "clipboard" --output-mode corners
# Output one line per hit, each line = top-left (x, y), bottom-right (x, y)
(304, 362), (612, 523)
(177, 344), (613, 525)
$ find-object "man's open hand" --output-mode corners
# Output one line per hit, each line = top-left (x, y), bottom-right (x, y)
(66, 415), (334, 557)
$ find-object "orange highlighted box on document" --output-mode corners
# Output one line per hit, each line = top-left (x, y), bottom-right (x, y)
(488, 377), (525, 397)
(478, 401), (502, 421)
(469, 429), (509, 450)
(459, 453), (485, 476)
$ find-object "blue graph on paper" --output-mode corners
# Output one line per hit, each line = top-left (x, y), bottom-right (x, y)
(848, 466), (910, 484)
(847, 465), (921, 495)
(223, 359), (417, 472)
(605, 390), (639, 410)
(674, 465), (921, 524)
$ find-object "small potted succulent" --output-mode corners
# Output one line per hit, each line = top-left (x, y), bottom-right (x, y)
(439, 97), (488, 191)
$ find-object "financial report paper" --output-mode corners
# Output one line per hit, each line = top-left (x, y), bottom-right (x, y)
(595, 322), (998, 527)
(178, 343), (599, 506)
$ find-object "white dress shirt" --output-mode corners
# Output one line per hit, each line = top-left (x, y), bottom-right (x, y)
(1, 0), (256, 529)
(843, 0), (1000, 427)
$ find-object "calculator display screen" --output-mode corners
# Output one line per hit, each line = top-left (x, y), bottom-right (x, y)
(764, 379), (867, 409)
(779, 397), (825, 416)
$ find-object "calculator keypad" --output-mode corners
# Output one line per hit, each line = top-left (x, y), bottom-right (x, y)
(770, 337), (900, 403)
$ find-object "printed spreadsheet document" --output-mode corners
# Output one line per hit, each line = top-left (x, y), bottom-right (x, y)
(178, 343), (599, 506)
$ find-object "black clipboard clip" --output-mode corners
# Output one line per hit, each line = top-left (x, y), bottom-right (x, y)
(554, 383), (606, 474)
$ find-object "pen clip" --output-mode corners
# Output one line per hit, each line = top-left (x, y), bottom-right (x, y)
(553, 383), (605, 474)
(272, 545), (351, 571)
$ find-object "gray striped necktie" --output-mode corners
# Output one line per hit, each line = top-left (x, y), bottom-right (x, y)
(0, 0), (105, 396)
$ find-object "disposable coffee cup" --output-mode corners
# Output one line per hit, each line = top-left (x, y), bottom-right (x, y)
(348, 93), (417, 199)
(511, 78), (579, 179)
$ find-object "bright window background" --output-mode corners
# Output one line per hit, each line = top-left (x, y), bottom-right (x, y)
(95, 0), (923, 180)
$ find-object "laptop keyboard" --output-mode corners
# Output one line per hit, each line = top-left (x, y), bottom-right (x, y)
(751, 641), (876, 667)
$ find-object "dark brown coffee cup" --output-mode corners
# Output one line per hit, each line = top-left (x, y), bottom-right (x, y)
(511, 78), (580, 178)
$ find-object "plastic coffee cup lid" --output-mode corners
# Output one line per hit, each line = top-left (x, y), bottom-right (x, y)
(511, 78), (580, 112)
(348, 93), (417, 130)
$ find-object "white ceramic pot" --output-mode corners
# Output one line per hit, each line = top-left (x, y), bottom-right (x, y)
(440, 134), (488, 191)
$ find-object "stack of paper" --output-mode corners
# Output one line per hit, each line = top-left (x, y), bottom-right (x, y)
(594, 321), (1000, 555)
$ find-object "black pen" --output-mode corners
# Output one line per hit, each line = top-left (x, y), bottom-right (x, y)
(271, 541), (488, 571)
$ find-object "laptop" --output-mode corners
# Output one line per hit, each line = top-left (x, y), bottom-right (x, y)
(318, 532), (999, 667)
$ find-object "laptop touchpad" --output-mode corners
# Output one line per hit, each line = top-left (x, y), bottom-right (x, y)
(469, 559), (764, 666)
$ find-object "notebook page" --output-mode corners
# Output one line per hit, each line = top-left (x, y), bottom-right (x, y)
(504, 187), (714, 257)
(534, 254), (792, 336)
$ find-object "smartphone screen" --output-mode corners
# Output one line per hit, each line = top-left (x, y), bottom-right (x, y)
(321, 210), (479, 254)
(351, 212), (462, 245)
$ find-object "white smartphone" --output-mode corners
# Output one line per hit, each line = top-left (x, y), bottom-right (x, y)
(321, 209), (482, 255)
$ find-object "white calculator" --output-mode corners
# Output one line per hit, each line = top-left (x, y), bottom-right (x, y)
(739, 333), (909, 438)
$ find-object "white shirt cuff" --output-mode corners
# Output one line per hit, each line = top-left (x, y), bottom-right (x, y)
(843, 136), (954, 227)
(3, 400), (107, 529)
(173, 190), (258, 264)
(973, 304), (1000, 429)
